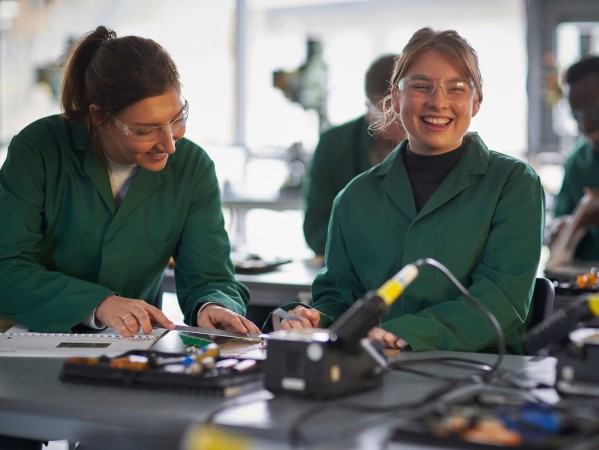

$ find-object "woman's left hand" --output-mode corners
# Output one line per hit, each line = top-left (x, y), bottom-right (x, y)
(197, 304), (260, 334)
(367, 326), (410, 349)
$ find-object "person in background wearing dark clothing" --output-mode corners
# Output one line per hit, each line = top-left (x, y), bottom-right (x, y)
(302, 54), (406, 257)
(546, 56), (599, 269)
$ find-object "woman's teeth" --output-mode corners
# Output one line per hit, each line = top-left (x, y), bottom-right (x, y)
(423, 117), (450, 125)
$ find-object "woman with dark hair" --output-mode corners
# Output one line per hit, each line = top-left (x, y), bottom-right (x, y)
(0, 26), (259, 339)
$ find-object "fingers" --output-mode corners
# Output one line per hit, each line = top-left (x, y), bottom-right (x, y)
(279, 307), (320, 330)
(226, 313), (260, 334)
(298, 308), (320, 327)
(146, 309), (176, 333)
(96, 295), (174, 337)
(396, 338), (410, 349)
(119, 313), (137, 337)
(197, 304), (260, 334)
(241, 317), (261, 334)
(367, 327), (405, 349)
(115, 306), (152, 337)
(280, 318), (307, 331)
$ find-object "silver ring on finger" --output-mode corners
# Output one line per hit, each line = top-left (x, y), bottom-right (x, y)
(121, 313), (133, 321)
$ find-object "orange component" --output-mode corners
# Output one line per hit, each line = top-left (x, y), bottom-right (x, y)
(461, 417), (522, 447)
(110, 355), (149, 371)
(576, 272), (598, 288)
(66, 356), (100, 365)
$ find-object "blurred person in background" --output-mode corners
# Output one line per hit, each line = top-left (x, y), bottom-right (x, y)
(302, 54), (406, 258)
(546, 56), (599, 270)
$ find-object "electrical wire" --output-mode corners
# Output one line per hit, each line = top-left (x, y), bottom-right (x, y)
(287, 258), (510, 448)
(388, 355), (493, 377)
(413, 257), (506, 378)
(267, 258), (511, 448)
(287, 377), (462, 449)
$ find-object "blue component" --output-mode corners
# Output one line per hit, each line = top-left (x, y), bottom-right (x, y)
(498, 401), (561, 443)
(181, 355), (195, 367)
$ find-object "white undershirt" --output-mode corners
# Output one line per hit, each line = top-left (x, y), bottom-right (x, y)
(107, 158), (138, 208)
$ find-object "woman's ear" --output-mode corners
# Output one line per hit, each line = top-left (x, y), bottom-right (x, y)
(89, 104), (107, 129)
(472, 94), (481, 117)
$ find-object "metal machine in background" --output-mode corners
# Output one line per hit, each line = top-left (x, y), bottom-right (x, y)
(272, 38), (329, 132)
(522, 294), (599, 396)
(555, 327), (599, 396)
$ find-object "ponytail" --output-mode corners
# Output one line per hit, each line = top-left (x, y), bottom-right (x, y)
(60, 25), (180, 122)
(61, 26), (114, 122)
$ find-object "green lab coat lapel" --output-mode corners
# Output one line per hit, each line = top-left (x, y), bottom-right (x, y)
(378, 144), (417, 221)
(71, 126), (114, 213)
(417, 141), (488, 218)
(378, 136), (489, 221)
(73, 123), (169, 220)
(82, 149), (114, 213)
(116, 167), (166, 221)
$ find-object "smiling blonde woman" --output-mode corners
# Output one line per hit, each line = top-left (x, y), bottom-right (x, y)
(275, 27), (545, 355)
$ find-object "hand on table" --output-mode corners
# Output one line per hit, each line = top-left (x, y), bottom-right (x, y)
(96, 294), (176, 337)
(278, 306), (320, 330)
(367, 326), (410, 350)
(275, 308), (410, 349)
(197, 304), (260, 334)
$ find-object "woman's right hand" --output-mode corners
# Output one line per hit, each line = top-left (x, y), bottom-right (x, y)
(278, 306), (321, 330)
(95, 294), (175, 337)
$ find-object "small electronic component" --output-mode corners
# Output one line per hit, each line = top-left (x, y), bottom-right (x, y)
(110, 354), (150, 371)
(576, 268), (599, 289)
(179, 333), (214, 349)
(390, 401), (585, 449)
(65, 356), (101, 365)
(60, 349), (263, 396)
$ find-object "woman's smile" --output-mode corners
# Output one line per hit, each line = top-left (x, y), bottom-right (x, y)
(422, 116), (452, 127)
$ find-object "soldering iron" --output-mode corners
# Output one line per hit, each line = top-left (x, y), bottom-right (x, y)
(264, 262), (420, 398)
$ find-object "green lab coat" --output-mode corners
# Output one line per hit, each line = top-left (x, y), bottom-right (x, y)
(303, 115), (373, 255)
(553, 138), (599, 261)
(312, 134), (545, 354)
(0, 115), (249, 332)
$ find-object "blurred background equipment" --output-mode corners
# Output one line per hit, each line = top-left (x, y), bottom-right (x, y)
(522, 294), (599, 396)
(273, 37), (329, 132)
(556, 326), (599, 396)
(522, 294), (599, 355)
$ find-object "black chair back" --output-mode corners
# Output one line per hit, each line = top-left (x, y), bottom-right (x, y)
(528, 277), (555, 331)
(523, 277), (556, 355)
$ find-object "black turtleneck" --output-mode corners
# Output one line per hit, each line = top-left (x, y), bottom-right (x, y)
(402, 141), (466, 212)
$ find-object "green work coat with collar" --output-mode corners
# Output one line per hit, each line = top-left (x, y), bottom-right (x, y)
(0, 115), (249, 332)
(553, 138), (599, 261)
(303, 115), (373, 255)
(312, 133), (545, 354)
